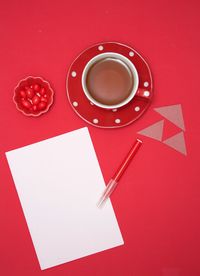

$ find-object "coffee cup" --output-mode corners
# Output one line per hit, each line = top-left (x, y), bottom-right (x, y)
(82, 52), (139, 109)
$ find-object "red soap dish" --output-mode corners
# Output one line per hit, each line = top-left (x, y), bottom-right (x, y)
(13, 76), (54, 117)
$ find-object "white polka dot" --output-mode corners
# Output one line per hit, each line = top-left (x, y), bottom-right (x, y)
(144, 91), (150, 97)
(112, 108), (117, 112)
(73, 101), (78, 107)
(98, 45), (104, 51)
(144, 81), (149, 87)
(93, 118), (99, 124)
(129, 51), (134, 57)
(90, 102), (94, 105)
(135, 106), (140, 112)
(115, 119), (121, 124)
(71, 71), (77, 77)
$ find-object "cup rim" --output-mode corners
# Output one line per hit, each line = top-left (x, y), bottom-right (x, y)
(81, 52), (139, 109)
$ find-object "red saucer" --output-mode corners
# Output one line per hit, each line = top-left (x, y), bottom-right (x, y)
(66, 42), (153, 128)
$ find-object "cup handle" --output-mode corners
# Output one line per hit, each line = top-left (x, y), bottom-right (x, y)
(135, 88), (150, 99)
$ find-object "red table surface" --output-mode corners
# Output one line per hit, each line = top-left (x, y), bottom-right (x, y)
(0, 1), (199, 276)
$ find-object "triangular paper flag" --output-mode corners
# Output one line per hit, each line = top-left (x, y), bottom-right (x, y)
(137, 120), (164, 141)
(163, 131), (187, 155)
(154, 104), (185, 131)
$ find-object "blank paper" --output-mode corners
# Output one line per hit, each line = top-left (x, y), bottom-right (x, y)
(6, 127), (124, 270)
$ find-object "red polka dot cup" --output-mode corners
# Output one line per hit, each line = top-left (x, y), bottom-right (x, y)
(13, 76), (54, 117)
(82, 52), (139, 109)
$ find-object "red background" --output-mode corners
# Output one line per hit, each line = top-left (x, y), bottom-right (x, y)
(0, 1), (199, 275)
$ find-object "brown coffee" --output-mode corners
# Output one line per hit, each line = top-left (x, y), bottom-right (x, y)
(86, 58), (133, 106)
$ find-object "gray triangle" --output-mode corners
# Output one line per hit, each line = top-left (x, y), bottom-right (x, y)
(163, 132), (187, 155)
(138, 120), (164, 141)
(154, 104), (185, 131)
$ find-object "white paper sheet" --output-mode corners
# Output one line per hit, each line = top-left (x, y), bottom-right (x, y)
(6, 127), (124, 270)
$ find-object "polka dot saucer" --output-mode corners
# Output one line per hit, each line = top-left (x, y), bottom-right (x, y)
(66, 42), (153, 128)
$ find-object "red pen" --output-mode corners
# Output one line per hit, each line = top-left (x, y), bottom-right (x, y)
(97, 138), (142, 208)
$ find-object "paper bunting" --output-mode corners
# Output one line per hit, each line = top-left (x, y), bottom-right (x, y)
(137, 120), (164, 141)
(154, 104), (185, 131)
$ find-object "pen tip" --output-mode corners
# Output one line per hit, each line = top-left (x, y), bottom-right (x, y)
(136, 138), (143, 144)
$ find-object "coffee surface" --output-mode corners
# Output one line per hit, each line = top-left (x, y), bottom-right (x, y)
(86, 58), (133, 105)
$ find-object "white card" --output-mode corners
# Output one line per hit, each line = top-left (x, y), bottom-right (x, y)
(6, 127), (124, 270)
